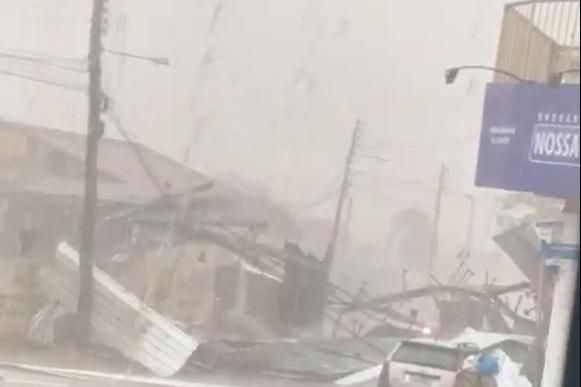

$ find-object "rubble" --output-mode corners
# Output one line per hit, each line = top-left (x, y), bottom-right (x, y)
(40, 242), (201, 377)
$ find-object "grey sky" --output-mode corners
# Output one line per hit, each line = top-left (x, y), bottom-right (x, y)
(1, 0), (523, 288)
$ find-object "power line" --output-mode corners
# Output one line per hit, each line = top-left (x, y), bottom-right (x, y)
(294, 184), (341, 214)
(0, 51), (87, 72)
(0, 46), (83, 63)
(355, 153), (390, 163)
(350, 170), (435, 190)
(357, 134), (477, 153)
(0, 68), (84, 91)
(107, 106), (171, 201)
(351, 185), (431, 208)
(0, 0), (85, 13)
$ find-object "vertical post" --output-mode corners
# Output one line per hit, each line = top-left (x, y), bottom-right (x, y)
(324, 120), (361, 272)
(341, 196), (354, 254)
(465, 194), (475, 250)
(534, 221), (559, 387)
(542, 260), (578, 387)
(77, 0), (105, 346)
(428, 164), (446, 274)
(536, 257), (546, 342)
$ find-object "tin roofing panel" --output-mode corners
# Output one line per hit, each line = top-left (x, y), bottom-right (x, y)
(45, 242), (200, 377)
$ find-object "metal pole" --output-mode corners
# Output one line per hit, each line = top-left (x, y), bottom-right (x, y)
(77, 0), (105, 347)
(324, 120), (361, 271)
(428, 164), (446, 274)
(535, 258), (546, 387)
(465, 194), (475, 251)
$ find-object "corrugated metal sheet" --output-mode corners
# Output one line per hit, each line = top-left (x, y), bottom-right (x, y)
(495, 6), (558, 83)
(44, 242), (200, 377)
(496, 1), (580, 83)
(493, 224), (542, 288)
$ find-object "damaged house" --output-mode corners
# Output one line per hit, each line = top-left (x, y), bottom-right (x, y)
(0, 121), (301, 347)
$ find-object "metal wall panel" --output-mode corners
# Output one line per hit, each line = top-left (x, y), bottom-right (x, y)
(44, 242), (200, 377)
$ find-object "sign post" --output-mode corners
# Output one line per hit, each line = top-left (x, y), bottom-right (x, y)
(542, 241), (580, 263)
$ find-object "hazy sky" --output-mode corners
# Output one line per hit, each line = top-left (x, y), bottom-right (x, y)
(0, 0), (524, 288)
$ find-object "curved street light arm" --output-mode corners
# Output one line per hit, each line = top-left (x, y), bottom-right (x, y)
(446, 65), (535, 84)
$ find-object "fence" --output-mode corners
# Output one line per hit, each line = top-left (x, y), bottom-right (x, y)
(496, 0), (580, 83)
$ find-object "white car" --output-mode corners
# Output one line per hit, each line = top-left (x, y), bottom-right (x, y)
(376, 332), (532, 387)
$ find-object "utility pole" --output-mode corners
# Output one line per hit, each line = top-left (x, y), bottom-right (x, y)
(465, 194), (475, 251)
(77, 0), (106, 346)
(324, 120), (361, 272)
(428, 164), (446, 274)
(341, 196), (354, 254)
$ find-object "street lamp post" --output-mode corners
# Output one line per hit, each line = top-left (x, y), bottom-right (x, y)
(548, 68), (581, 87)
(105, 49), (170, 66)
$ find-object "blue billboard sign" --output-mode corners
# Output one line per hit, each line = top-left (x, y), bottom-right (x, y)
(475, 83), (580, 198)
(541, 241), (579, 261)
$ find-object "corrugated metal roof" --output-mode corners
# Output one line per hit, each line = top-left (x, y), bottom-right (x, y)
(0, 176), (152, 204)
(493, 224), (542, 288)
(198, 337), (397, 381)
(44, 242), (201, 377)
(0, 121), (275, 224)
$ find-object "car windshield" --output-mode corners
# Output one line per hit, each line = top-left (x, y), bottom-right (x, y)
(0, 1), (579, 387)
(392, 342), (470, 371)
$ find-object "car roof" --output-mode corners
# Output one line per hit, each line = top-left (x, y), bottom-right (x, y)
(401, 331), (533, 351)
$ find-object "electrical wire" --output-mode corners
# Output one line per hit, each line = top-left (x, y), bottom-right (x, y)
(107, 105), (171, 201)
(351, 185), (431, 208)
(294, 185), (340, 214)
(0, 68), (84, 91)
(0, 0), (84, 13)
(291, 168), (344, 214)
(351, 170), (435, 190)
(0, 46), (83, 63)
(0, 51), (87, 73)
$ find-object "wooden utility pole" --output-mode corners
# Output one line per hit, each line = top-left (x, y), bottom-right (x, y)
(428, 164), (446, 274)
(324, 120), (361, 271)
(77, 0), (105, 346)
(465, 194), (475, 250)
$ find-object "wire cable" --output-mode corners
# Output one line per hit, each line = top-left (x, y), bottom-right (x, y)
(107, 105), (171, 201)
(0, 51), (87, 73)
(0, 68), (84, 91)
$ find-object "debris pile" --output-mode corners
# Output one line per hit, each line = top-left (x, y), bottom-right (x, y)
(37, 242), (200, 377)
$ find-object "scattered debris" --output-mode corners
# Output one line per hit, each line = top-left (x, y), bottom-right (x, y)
(42, 242), (201, 377)
(493, 224), (543, 288)
(189, 336), (398, 382)
(28, 301), (67, 346)
(334, 365), (382, 385)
